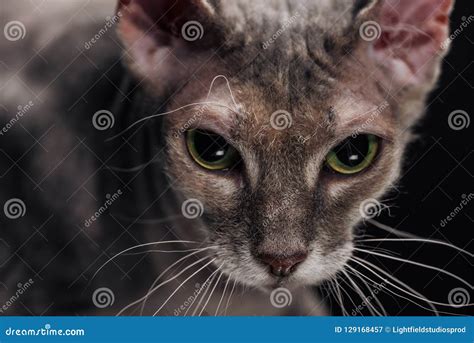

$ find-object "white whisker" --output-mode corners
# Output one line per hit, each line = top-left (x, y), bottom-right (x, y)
(342, 269), (382, 316)
(352, 256), (473, 310)
(117, 254), (210, 316)
(224, 279), (237, 316)
(346, 264), (387, 316)
(215, 273), (232, 316)
(93, 240), (199, 280)
(354, 248), (473, 289)
(198, 268), (224, 317)
(357, 238), (473, 257)
(190, 269), (221, 316)
(106, 102), (237, 142)
(153, 258), (216, 316)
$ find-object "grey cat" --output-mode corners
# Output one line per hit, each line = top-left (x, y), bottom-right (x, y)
(0, 0), (455, 315)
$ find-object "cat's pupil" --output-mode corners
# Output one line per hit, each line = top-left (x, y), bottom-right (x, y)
(193, 130), (229, 162)
(334, 135), (369, 167)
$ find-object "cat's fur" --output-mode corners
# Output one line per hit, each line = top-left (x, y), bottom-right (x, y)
(0, 0), (453, 315)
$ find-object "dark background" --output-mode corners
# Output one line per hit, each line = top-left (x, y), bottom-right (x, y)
(327, 0), (473, 316)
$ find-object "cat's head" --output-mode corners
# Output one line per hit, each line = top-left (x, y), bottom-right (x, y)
(117, 0), (453, 287)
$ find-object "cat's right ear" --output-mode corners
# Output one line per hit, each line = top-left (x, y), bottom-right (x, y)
(116, 0), (219, 93)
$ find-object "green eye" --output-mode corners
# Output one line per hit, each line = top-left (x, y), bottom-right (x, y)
(325, 134), (379, 175)
(186, 129), (241, 171)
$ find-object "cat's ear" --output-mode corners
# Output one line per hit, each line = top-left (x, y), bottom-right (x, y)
(116, 0), (219, 93)
(357, 0), (453, 88)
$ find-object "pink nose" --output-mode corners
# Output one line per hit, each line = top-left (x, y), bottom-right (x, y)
(257, 252), (308, 277)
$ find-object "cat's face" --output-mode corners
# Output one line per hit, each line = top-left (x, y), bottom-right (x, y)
(117, 0), (452, 287)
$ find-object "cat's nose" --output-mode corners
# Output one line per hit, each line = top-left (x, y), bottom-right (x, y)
(257, 252), (308, 277)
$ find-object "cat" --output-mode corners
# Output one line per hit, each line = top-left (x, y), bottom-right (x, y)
(0, 0), (456, 315)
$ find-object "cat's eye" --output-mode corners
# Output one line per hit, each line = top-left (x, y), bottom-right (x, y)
(325, 134), (379, 175)
(186, 129), (241, 171)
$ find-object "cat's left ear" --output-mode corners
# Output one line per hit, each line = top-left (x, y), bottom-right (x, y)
(115, 0), (221, 94)
(357, 0), (453, 88)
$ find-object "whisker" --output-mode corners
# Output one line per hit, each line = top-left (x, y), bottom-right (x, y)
(198, 268), (224, 317)
(335, 274), (362, 316)
(106, 102), (237, 142)
(342, 268), (382, 316)
(117, 253), (210, 316)
(349, 259), (445, 315)
(182, 269), (217, 316)
(153, 258), (216, 316)
(92, 240), (200, 280)
(368, 219), (429, 239)
(215, 273), (232, 316)
(352, 256), (473, 310)
(123, 248), (205, 256)
(140, 247), (214, 315)
(190, 269), (221, 316)
(354, 248), (473, 289)
(328, 279), (348, 316)
(224, 279), (237, 316)
(357, 238), (473, 257)
(345, 264), (387, 316)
